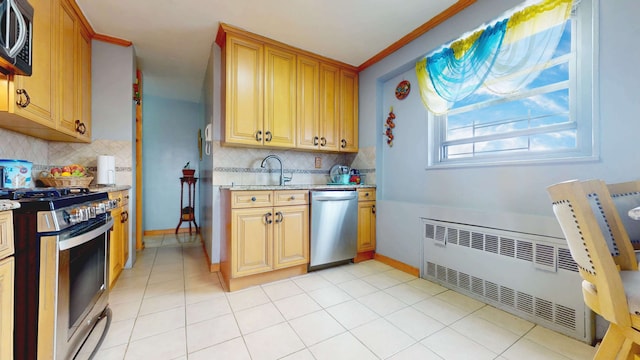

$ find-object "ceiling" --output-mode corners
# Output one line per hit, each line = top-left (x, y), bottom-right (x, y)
(76, 0), (461, 102)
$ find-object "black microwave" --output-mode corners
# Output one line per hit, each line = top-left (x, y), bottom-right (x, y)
(0, 0), (32, 76)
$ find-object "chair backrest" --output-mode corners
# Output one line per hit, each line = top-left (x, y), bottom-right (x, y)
(547, 180), (631, 326)
(607, 180), (640, 249)
(580, 180), (638, 271)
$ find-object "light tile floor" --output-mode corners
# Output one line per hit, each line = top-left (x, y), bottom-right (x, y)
(93, 234), (597, 360)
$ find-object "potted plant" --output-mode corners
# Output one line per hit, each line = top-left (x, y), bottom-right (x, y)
(182, 162), (195, 177)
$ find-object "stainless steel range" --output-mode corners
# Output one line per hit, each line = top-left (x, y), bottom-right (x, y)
(2, 187), (116, 360)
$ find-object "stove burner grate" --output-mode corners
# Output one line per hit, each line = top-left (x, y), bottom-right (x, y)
(0, 187), (90, 200)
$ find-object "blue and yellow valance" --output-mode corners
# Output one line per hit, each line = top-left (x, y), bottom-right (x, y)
(416, 0), (573, 114)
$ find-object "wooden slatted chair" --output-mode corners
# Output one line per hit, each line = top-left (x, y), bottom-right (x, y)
(580, 180), (638, 271)
(547, 179), (640, 359)
(608, 181), (640, 251)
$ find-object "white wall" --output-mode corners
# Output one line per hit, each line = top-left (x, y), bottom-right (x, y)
(92, 41), (136, 142)
(91, 40), (137, 267)
(359, 0), (640, 268)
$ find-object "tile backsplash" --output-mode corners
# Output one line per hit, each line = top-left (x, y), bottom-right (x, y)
(1, 127), (374, 188)
(210, 141), (376, 186)
(0, 128), (133, 187)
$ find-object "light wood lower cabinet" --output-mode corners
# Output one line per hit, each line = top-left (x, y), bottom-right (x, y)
(222, 190), (309, 291)
(356, 189), (376, 261)
(108, 190), (130, 288)
(0, 211), (14, 360)
(108, 204), (123, 288)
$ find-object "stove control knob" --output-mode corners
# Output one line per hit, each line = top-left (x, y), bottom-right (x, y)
(68, 208), (82, 224)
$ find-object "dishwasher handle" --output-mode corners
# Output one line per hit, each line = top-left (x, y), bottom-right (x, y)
(312, 193), (357, 201)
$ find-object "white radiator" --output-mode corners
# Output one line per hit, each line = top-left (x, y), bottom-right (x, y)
(420, 218), (594, 343)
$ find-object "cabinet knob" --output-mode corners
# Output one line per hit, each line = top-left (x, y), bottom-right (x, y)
(75, 120), (87, 135)
(16, 88), (30, 108)
(365, 192), (369, 197)
(251, 197), (256, 202)
(290, 195), (295, 200)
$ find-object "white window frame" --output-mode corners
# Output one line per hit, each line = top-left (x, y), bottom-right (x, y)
(427, 0), (599, 169)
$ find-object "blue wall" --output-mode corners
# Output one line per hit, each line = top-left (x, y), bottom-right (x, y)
(359, 0), (640, 268)
(142, 94), (204, 231)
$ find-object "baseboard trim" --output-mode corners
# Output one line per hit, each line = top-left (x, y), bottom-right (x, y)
(374, 253), (420, 277)
(144, 228), (197, 236)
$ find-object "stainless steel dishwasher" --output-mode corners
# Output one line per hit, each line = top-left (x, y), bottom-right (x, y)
(309, 190), (358, 270)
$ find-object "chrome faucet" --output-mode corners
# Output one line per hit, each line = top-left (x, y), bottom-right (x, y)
(260, 154), (292, 186)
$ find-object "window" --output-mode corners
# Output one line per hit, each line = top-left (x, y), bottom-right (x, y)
(426, 0), (597, 168)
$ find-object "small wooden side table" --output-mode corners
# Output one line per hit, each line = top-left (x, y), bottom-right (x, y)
(175, 177), (199, 234)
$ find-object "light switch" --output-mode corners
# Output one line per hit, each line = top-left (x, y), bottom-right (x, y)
(314, 157), (322, 168)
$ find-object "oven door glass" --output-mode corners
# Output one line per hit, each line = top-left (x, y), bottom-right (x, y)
(68, 231), (106, 333)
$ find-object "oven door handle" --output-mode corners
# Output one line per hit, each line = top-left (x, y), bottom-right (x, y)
(58, 217), (115, 251)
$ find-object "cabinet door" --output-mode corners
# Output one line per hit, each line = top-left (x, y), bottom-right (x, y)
(57, 0), (79, 137)
(231, 208), (273, 277)
(339, 69), (358, 152)
(273, 205), (309, 269)
(121, 208), (129, 268)
(264, 45), (296, 147)
(109, 207), (123, 288)
(0, 257), (14, 360)
(11, 0), (55, 126)
(0, 212), (14, 259)
(75, 25), (92, 142)
(357, 201), (376, 252)
(318, 63), (340, 151)
(296, 55), (320, 150)
(225, 35), (264, 146)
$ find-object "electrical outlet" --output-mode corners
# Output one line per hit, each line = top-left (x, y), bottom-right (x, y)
(314, 157), (322, 168)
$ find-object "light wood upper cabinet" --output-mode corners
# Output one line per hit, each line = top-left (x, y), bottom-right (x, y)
(217, 23), (358, 153)
(296, 55), (320, 150)
(225, 35), (263, 146)
(77, 25), (92, 142)
(223, 35), (297, 148)
(7, 0), (55, 128)
(0, 0), (92, 142)
(318, 63), (340, 151)
(264, 45), (296, 147)
(340, 69), (359, 152)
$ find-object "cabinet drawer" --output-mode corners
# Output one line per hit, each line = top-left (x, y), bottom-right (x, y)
(0, 211), (14, 259)
(231, 191), (273, 208)
(120, 190), (129, 207)
(274, 190), (308, 206)
(108, 191), (123, 207)
(357, 189), (376, 201)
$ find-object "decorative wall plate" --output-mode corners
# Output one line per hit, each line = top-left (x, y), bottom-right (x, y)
(395, 80), (411, 100)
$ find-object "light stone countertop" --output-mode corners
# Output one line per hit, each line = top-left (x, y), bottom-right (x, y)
(0, 200), (20, 211)
(219, 184), (376, 191)
(88, 185), (132, 193)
